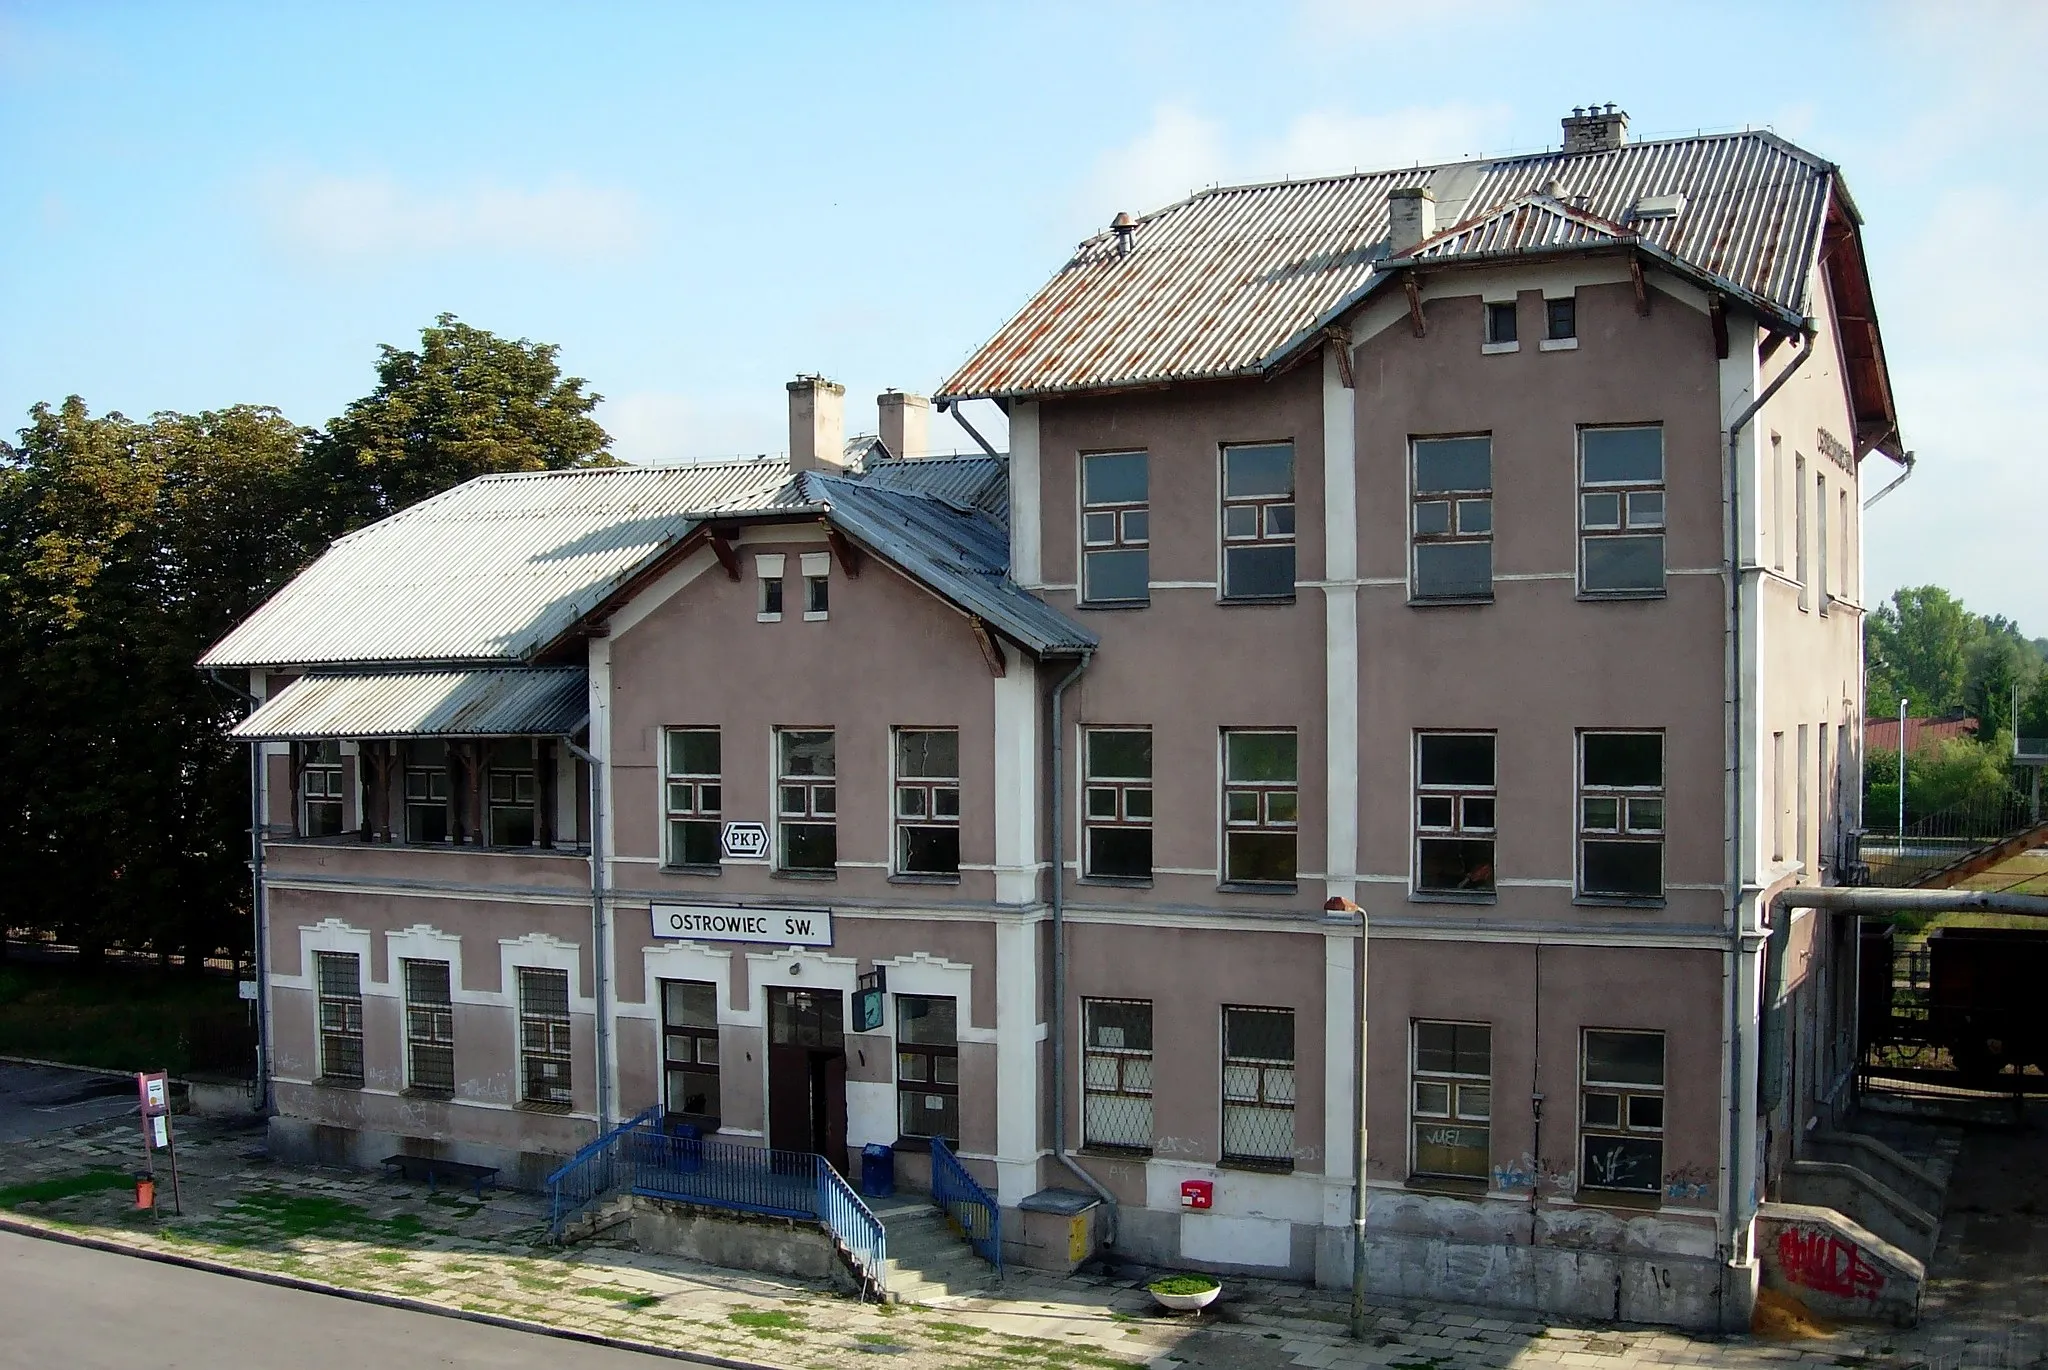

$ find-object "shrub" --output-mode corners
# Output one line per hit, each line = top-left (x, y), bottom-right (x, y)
(1147, 1275), (1219, 1295)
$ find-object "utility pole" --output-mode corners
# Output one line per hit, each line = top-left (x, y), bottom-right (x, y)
(1896, 696), (1907, 848)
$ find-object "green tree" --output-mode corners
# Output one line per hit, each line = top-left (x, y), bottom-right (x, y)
(1963, 633), (2041, 741)
(307, 313), (612, 536)
(1866, 585), (1982, 717)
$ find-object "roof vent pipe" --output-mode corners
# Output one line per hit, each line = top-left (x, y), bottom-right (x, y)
(1387, 185), (1435, 257)
(877, 390), (930, 461)
(1111, 211), (1135, 257)
(787, 375), (847, 473)
(1562, 104), (1629, 154)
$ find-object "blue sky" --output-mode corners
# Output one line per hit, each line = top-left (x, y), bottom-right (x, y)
(3, 1), (2043, 628)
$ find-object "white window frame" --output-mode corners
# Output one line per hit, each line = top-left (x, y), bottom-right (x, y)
(1221, 728), (1298, 887)
(1082, 727), (1153, 881)
(663, 726), (722, 869)
(1218, 442), (1296, 603)
(517, 966), (573, 1107)
(1410, 1020), (1492, 1181)
(1409, 435), (1494, 603)
(775, 727), (837, 874)
(1577, 730), (1666, 901)
(1579, 1028), (1666, 1195)
(314, 950), (364, 1086)
(1577, 425), (1666, 597)
(1078, 450), (1150, 607)
(893, 727), (960, 878)
(801, 551), (830, 621)
(1081, 997), (1154, 1152)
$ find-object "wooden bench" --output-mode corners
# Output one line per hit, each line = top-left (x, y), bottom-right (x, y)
(380, 1153), (499, 1198)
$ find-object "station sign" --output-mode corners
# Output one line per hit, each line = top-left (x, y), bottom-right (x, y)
(651, 903), (832, 947)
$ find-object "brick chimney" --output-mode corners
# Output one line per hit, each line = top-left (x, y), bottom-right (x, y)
(1388, 185), (1436, 256)
(877, 390), (930, 460)
(1562, 104), (1629, 154)
(787, 375), (847, 472)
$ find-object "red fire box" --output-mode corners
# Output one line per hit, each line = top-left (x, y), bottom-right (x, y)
(1179, 1179), (1214, 1210)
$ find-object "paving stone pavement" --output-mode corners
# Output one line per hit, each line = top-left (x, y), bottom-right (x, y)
(0, 1109), (2040, 1370)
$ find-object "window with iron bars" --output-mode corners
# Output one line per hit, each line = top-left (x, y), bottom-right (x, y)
(302, 739), (345, 836)
(1580, 1029), (1665, 1194)
(517, 967), (573, 1108)
(1411, 1021), (1490, 1180)
(896, 995), (959, 1143)
(1220, 443), (1295, 601)
(894, 729), (960, 876)
(1411, 435), (1493, 602)
(664, 727), (722, 868)
(402, 958), (455, 1095)
(1221, 1005), (1295, 1168)
(1082, 998), (1153, 1152)
(315, 951), (364, 1086)
(662, 979), (720, 1124)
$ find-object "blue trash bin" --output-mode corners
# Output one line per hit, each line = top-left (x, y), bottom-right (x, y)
(673, 1121), (703, 1174)
(860, 1142), (895, 1198)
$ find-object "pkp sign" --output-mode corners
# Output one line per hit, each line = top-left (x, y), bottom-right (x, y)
(652, 903), (833, 947)
(721, 822), (769, 860)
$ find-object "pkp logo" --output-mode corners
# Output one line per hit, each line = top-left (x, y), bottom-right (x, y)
(721, 822), (769, 860)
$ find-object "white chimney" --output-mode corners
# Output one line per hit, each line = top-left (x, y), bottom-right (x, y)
(1388, 185), (1436, 256)
(1562, 104), (1629, 154)
(877, 390), (931, 460)
(787, 375), (847, 472)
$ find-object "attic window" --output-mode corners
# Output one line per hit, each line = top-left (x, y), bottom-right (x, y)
(801, 551), (831, 621)
(1631, 193), (1685, 221)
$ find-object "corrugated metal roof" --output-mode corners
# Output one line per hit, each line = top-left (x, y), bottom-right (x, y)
(938, 129), (1839, 400)
(231, 667), (588, 740)
(803, 473), (1093, 657)
(857, 456), (1010, 523)
(1408, 194), (1632, 259)
(201, 460), (795, 668)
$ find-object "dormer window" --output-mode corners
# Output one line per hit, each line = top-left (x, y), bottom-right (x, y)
(801, 552), (830, 621)
(756, 554), (785, 623)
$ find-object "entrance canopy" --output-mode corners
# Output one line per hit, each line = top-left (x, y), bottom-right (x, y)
(231, 667), (588, 741)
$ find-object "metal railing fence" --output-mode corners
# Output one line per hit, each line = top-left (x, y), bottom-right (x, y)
(929, 1136), (1002, 1275)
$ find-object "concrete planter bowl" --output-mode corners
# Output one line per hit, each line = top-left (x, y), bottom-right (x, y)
(1147, 1276), (1221, 1312)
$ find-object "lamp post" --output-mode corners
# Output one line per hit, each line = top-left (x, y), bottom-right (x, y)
(1896, 696), (1907, 851)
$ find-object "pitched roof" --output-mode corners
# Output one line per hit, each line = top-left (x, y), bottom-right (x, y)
(937, 128), (1869, 407)
(232, 667), (588, 740)
(200, 460), (798, 668)
(202, 451), (1088, 670)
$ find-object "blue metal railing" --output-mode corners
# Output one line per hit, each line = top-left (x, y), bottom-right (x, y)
(546, 1110), (888, 1298)
(929, 1136), (1001, 1276)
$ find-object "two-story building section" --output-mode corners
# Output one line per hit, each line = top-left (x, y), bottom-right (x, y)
(203, 107), (1903, 1333)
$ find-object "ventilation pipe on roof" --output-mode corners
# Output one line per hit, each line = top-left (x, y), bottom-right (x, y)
(1562, 104), (1629, 154)
(877, 390), (930, 461)
(788, 375), (848, 473)
(1387, 185), (1435, 256)
(1110, 211), (1136, 257)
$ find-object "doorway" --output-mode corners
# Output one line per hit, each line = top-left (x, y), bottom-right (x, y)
(765, 987), (847, 1168)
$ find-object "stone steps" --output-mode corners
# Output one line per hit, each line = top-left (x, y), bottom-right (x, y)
(874, 1198), (998, 1303)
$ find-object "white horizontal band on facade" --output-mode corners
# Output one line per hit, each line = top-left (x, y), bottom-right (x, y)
(272, 1078), (597, 1121)
(263, 874), (588, 909)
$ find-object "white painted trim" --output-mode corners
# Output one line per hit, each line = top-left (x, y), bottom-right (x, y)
(1322, 932), (1356, 1186)
(500, 933), (594, 1014)
(1539, 337), (1580, 352)
(1323, 344), (1359, 907)
(1148, 580), (1219, 590)
(260, 876), (589, 908)
(271, 1078), (598, 1121)
(1480, 341), (1519, 356)
(803, 610), (828, 623)
(993, 918), (1040, 1205)
(800, 551), (831, 578)
(1009, 402), (1042, 588)
(1491, 571), (1575, 582)
(754, 554), (786, 577)
(992, 662), (1039, 905)
(608, 548), (715, 641)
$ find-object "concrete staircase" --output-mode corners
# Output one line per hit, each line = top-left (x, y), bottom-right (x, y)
(870, 1194), (999, 1303)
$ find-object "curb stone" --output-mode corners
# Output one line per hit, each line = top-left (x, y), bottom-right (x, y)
(0, 1213), (788, 1370)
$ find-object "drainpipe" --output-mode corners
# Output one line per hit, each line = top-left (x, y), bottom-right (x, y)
(1048, 651), (1117, 1244)
(563, 735), (612, 1133)
(1860, 450), (1915, 511)
(210, 669), (274, 1117)
(1720, 325), (1814, 1324)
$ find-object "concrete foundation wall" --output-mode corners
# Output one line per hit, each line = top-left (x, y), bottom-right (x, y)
(629, 1197), (858, 1294)
(1756, 1202), (1922, 1327)
(267, 1113), (572, 1193)
(1780, 1161), (1938, 1262)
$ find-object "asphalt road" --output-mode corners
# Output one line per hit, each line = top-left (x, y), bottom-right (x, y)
(0, 1062), (139, 1143)
(0, 1231), (670, 1369)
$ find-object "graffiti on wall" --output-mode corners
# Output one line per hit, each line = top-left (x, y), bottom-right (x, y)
(1776, 1226), (1887, 1302)
(1663, 1165), (1713, 1202)
(1490, 1154), (1576, 1197)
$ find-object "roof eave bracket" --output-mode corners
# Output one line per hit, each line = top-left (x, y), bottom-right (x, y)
(970, 618), (1008, 678)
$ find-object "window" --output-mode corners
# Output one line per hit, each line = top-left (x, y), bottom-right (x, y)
(1223, 730), (1297, 885)
(1816, 472), (1829, 611)
(1082, 999), (1153, 1151)
(1412, 1021), (1491, 1179)
(895, 728), (960, 876)
(1771, 731), (1786, 863)
(517, 967), (573, 1107)
(1581, 1029), (1665, 1194)
(1485, 300), (1517, 346)
(1771, 436), (1785, 572)
(487, 740), (536, 847)
(1838, 490), (1850, 600)
(1080, 451), (1149, 605)
(1797, 723), (1811, 866)
(1415, 732), (1496, 895)
(1579, 426), (1665, 594)
(1546, 295), (1576, 341)
(314, 951), (364, 1085)
(1794, 453), (1808, 603)
(402, 958), (455, 1095)
(776, 729), (836, 872)
(302, 739), (345, 836)
(1819, 723), (1833, 871)
(404, 740), (450, 844)
(757, 553), (784, 622)
(664, 728), (722, 867)
(1220, 442), (1295, 601)
(802, 551), (830, 620)
(896, 995), (959, 1143)
(1084, 728), (1153, 880)
(661, 980), (721, 1123)
(1579, 732), (1664, 899)
(1411, 436), (1493, 601)
(1221, 1006), (1295, 1167)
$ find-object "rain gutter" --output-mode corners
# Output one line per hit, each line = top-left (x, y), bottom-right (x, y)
(562, 732), (612, 1132)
